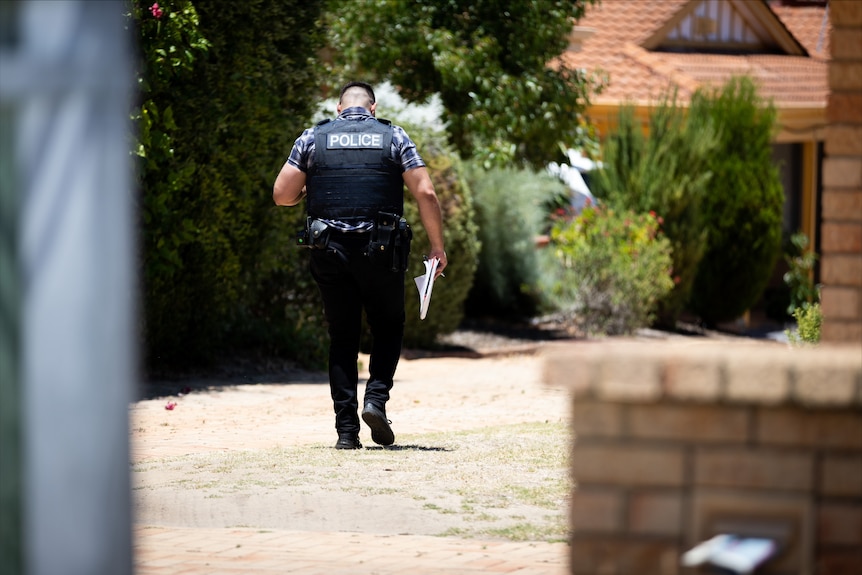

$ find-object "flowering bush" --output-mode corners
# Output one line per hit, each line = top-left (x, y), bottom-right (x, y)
(133, 1), (209, 242)
(149, 3), (164, 19)
(128, 1), (213, 364)
(544, 207), (674, 335)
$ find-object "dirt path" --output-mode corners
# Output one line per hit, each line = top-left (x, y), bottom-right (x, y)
(130, 349), (574, 540)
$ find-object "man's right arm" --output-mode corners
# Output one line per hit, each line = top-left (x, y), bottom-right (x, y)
(273, 161), (307, 206)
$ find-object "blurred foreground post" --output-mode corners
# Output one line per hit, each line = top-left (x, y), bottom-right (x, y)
(0, 1), (136, 574)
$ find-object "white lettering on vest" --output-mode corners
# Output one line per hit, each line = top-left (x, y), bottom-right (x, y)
(327, 132), (383, 149)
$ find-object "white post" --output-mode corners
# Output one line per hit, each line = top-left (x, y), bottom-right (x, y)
(1, 1), (136, 574)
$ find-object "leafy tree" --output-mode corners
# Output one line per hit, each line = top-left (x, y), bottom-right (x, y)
(590, 94), (717, 325)
(325, 0), (602, 168)
(690, 76), (784, 325)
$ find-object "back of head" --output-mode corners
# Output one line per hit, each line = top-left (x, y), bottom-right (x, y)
(339, 81), (376, 110)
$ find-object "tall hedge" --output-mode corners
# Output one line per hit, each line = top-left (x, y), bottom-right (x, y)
(134, 0), (328, 367)
(690, 77), (784, 325)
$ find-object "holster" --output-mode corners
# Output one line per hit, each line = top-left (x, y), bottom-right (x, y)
(366, 212), (412, 272)
(297, 217), (332, 249)
(297, 218), (352, 265)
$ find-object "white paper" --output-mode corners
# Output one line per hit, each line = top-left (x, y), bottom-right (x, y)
(710, 537), (776, 574)
(681, 534), (777, 574)
(414, 258), (439, 320)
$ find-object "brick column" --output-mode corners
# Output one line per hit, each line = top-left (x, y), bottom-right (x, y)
(822, 0), (862, 342)
(545, 340), (862, 575)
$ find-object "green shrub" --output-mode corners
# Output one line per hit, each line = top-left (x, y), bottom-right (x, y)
(786, 303), (821, 345)
(131, 0), (211, 362)
(399, 124), (481, 348)
(133, 0), (329, 368)
(690, 76), (784, 325)
(544, 207), (674, 336)
(463, 164), (568, 318)
(590, 95), (716, 326)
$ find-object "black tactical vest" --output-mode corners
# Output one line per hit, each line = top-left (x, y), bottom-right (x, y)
(306, 118), (404, 220)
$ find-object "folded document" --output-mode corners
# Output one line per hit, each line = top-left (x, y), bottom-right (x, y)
(414, 258), (439, 320)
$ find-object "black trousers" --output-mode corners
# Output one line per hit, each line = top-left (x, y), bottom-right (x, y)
(310, 234), (406, 435)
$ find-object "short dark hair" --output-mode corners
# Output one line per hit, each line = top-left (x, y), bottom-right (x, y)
(339, 81), (375, 104)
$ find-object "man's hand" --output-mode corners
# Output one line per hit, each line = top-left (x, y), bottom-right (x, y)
(429, 250), (447, 279)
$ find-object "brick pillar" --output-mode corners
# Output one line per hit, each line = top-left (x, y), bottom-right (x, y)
(822, 0), (862, 343)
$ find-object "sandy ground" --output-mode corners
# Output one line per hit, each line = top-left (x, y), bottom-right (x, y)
(130, 348), (575, 539)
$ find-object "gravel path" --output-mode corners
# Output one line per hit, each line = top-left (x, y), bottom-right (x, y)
(132, 326), (576, 540)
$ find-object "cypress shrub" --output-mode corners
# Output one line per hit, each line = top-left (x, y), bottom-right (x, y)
(690, 77), (784, 325)
(590, 95), (716, 325)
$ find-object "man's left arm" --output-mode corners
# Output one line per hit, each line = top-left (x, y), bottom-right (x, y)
(403, 166), (447, 277)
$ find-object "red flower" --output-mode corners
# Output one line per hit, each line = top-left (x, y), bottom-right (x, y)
(165, 401), (177, 410)
(150, 3), (163, 19)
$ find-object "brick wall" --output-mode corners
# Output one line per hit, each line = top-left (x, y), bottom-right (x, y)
(544, 340), (862, 575)
(822, 0), (862, 343)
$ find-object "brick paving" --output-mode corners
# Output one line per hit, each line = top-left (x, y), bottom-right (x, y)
(134, 526), (569, 574)
(133, 349), (572, 574)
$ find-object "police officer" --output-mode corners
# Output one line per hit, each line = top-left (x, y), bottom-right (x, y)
(273, 82), (447, 449)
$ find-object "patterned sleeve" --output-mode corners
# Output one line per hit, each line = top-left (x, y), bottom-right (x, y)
(392, 125), (426, 172)
(286, 128), (315, 172)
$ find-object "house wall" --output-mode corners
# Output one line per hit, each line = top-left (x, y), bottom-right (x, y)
(544, 340), (862, 575)
(822, 0), (862, 343)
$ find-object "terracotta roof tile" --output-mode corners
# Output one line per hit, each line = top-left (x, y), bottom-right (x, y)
(560, 0), (827, 108)
(662, 52), (828, 106)
(769, 3), (831, 60)
(577, 0), (689, 46)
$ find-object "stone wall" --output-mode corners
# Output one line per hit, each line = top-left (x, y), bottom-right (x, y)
(822, 0), (862, 343)
(544, 339), (862, 575)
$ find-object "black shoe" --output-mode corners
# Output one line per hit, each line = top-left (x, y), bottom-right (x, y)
(362, 403), (395, 446)
(334, 433), (362, 450)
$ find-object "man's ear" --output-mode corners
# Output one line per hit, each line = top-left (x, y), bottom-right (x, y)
(370, 102), (377, 116)
(336, 101), (343, 114)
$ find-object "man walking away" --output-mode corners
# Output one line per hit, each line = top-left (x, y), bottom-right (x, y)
(273, 82), (447, 449)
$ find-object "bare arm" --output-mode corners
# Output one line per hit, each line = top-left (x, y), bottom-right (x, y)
(273, 160), (307, 206)
(403, 166), (447, 277)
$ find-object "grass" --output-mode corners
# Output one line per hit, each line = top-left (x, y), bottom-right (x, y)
(132, 421), (572, 542)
